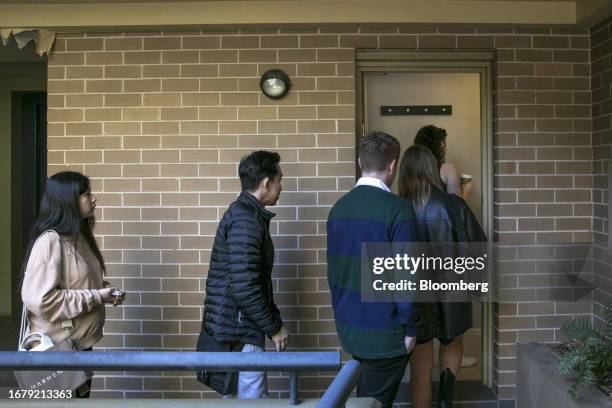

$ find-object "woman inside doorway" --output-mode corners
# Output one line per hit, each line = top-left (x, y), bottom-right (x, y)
(414, 125), (473, 201)
(398, 145), (486, 408)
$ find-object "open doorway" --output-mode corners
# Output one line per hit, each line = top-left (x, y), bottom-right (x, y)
(10, 91), (47, 318)
(356, 50), (494, 396)
(0, 38), (46, 357)
(365, 72), (483, 224)
(365, 71), (484, 384)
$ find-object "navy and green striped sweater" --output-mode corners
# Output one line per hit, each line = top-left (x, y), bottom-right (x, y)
(327, 185), (419, 359)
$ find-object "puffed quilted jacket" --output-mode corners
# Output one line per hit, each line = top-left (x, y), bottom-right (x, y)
(201, 191), (283, 347)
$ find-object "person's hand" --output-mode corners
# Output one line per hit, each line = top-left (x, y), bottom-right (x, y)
(404, 336), (416, 354)
(98, 288), (124, 307)
(461, 180), (473, 199)
(99, 288), (115, 304)
(271, 326), (290, 352)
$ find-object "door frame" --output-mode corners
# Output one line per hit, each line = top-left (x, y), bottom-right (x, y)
(10, 91), (47, 318)
(355, 50), (495, 387)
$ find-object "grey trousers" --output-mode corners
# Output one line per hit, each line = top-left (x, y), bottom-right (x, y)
(223, 343), (269, 399)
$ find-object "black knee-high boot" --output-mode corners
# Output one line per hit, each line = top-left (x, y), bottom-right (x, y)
(438, 368), (456, 408)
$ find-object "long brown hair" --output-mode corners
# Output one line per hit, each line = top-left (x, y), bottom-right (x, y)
(398, 144), (443, 208)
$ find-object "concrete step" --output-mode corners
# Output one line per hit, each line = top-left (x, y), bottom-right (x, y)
(0, 397), (380, 407)
(0, 372), (17, 388)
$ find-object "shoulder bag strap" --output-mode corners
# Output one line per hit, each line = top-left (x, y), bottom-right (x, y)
(18, 304), (27, 350)
(57, 236), (76, 336)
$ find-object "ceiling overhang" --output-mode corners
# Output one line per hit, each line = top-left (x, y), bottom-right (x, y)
(0, 1), (609, 31)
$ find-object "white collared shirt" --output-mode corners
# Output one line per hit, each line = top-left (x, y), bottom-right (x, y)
(355, 176), (391, 192)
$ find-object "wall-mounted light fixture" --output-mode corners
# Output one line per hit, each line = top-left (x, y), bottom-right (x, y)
(260, 69), (291, 99)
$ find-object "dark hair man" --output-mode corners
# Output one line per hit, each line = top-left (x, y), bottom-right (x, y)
(199, 150), (289, 399)
(327, 131), (420, 408)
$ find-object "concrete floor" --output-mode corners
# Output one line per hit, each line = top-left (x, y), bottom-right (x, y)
(0, 398), (380, 407)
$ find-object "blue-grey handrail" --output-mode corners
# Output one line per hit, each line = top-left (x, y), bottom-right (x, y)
(0, 351), (340, 372)
(0, 351), (361, 406)
(316, 360), (362, 408)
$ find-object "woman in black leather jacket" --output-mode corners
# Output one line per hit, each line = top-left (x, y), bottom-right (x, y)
(398, 145), (487, 408)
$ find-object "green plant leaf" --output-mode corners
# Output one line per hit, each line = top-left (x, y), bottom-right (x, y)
(557, 307), (611, 399)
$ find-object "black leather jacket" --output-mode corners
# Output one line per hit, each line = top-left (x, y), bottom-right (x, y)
(413, 187), (487, 340)
(415, 187), (486, 243)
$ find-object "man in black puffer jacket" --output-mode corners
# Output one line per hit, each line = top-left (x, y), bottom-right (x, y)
(199, 150), (289, 399)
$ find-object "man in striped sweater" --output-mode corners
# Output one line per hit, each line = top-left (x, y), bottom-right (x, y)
(327, 131), (419, 408)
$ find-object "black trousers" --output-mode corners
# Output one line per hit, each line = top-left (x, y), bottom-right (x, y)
(75, 347), (93, 399)
(353, 353), (409, 408)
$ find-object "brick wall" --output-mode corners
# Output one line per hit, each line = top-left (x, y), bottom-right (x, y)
(46, 24), (593, 401)
(591, 16), (612, 330)
(491, 26), (593, 399)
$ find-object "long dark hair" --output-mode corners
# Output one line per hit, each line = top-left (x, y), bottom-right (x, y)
(414, 125), (447, 167)
(21, 171), (105, 281)
(398, 145), (443, 208)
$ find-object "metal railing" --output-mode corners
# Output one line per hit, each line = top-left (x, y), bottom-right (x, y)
(316, 360), (362, 408)
(0, 351), (362, 407)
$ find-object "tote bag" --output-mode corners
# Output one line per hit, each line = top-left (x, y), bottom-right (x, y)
(14, 307), (91, 392)
(195, 324), (242, 396)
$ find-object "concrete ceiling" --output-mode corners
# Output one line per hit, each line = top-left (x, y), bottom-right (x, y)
(0, 39), (46, 63)
(0, 0), (584, 2)
(0, 0), (609, 29)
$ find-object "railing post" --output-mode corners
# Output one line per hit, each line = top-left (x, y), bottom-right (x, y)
(289, 372), (299, 405)
(316, 360), (363, 408)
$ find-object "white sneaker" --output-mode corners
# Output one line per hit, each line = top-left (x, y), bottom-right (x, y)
(461, 355), (477, 368)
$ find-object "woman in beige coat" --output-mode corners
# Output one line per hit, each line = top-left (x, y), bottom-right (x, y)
(21, 171), (125, 397)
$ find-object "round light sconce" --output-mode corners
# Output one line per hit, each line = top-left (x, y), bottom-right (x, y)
(260, 69), (291, 99)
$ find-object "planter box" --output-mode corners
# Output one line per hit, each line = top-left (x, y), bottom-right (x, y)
(517, 343), (611, 408)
